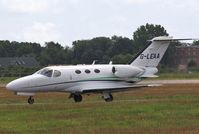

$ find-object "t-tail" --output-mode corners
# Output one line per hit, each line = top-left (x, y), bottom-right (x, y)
(129, 36), (173, 77)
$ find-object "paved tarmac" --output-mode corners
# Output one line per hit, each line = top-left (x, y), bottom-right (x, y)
(141, 80), (199, 84)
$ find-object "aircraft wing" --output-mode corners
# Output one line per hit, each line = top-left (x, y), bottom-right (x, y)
(81, 84), (148, 94)
(65, 81), (161, 94)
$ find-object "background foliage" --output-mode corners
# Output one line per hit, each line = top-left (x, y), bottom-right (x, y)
(0, 23), (193, 75)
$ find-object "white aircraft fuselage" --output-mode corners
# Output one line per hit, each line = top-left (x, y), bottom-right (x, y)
(6, 36), (191, 104)
(6, 65), (149, 93)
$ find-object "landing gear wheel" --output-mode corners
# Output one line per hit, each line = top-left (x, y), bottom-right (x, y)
(104, 94), (113, 102)
(28, 96), (34, 104)
(103, 93), (113, 102)
(73, 94), (82, 103)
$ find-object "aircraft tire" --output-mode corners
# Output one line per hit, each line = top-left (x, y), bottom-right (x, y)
(104, 94), (113, 102)
(74, 94), (82, 102)
(28, 96), (34, 104)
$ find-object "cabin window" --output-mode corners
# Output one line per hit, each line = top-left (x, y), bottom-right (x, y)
(40, 69), (53, 77)
(75, 70), (81, 74)
(94, 69), (100, 73)
(53, 70), (61, 77)
(85, 69), (91, 74)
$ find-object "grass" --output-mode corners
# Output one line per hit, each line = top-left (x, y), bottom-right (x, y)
(0, 84), (199, 133)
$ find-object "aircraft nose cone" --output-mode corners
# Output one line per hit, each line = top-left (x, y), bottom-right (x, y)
(6, 82), (17, 91)
(6, 76), (32, 91)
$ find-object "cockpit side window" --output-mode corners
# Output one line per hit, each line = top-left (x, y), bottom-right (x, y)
(40, 69), (53, 77)
(53, 70), (61, 77)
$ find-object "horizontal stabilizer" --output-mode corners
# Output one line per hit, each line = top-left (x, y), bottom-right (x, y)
(151, 37), (199, 41)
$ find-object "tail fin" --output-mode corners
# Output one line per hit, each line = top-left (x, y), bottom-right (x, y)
(130, 36), (172, 67)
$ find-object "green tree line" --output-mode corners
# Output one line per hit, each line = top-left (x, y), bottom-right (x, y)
(0, 23), (192, 68)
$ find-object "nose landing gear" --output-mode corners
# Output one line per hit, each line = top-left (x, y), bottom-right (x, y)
(28, 96), (34, 104)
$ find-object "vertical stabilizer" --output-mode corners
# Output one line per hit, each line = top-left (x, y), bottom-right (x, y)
(130, 36), (173, 67)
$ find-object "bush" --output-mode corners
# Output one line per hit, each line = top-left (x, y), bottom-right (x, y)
(0, 66), (40, 77)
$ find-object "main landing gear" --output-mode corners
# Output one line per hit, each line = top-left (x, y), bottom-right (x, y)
(69, 94), (83, 103)
(102, 93), (113, 102)
(28, 96), (34, 104)
(69, 93), (113, 103)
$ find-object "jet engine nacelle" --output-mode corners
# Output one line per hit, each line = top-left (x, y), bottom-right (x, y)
(112, 65), (143, 78)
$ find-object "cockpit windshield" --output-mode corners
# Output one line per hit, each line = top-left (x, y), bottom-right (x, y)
(35, 68), (61, 78)
(37, 68), (53, 77)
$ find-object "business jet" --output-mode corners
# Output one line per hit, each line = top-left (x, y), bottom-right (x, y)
(5, 36), (193, 104)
